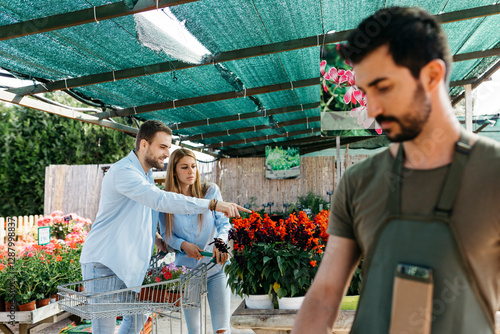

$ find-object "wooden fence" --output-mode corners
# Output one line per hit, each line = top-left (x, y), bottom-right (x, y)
(215, 155), (367, 212)
(42, 155), (368, 223)
(0, 215), (43, 244)
(44, 164), (111, 222)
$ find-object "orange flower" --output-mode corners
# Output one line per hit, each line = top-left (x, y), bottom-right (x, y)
(70, 259), (74, 263)
(56, 255), (63, 262)
(310, 260), (317, 267)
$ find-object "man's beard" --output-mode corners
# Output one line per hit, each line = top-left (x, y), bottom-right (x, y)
(145, 148), (164, 170)
(376, 82), (431, 142)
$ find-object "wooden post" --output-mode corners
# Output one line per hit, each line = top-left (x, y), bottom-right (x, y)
(336, 136), (341, 184)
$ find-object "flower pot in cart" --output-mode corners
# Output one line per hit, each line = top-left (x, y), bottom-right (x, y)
(18, 300), (36, 311)
(36, 298), (51, 308)
(139, 288), (182, 306)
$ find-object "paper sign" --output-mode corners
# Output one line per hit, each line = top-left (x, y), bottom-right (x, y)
(38, 226), (51, 245)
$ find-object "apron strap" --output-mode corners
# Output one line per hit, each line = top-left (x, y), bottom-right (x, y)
(388, 143), (405, 216)
(389, 130), (472, 218)
(433, 130), (472, 218)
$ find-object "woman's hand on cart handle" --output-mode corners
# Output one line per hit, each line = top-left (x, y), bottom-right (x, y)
(215, 201), (251, 218)
(181, 241), (204, 260)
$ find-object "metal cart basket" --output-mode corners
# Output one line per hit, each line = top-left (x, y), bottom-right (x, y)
(58, 257), (215, 333)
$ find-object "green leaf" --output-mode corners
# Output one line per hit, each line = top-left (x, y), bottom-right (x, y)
(277, 287), (287, 299)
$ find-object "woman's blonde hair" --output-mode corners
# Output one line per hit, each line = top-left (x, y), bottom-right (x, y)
(164, 148), (209, 239)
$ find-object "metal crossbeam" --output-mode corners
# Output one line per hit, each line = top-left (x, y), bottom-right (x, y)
(93, 78), (319, 118)
(0, 0), (199, 41)
(168, 102), (319, 130)
(0, 90), (137, 134)
(451, 59), (500, 106)
(452, 47), (500, 62)
(186, 116), (320, 141)
(208, 127), (321, 149)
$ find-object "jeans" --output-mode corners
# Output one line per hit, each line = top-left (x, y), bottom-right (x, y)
(81, 262), (147, 334)
(184, 270), (231, 334)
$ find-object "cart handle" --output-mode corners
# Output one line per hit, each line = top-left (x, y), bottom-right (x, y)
(200, 251), (213, 257)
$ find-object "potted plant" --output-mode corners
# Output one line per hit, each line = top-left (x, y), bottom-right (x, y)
(0, 260), (8, 311)
(10, 255), (41, 310)
(225, 211), (329, 309)
(139, 262), (189, 305)
(36, 211), (92, 241)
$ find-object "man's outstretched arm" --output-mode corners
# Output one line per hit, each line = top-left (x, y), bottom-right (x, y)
(292, 235), (361, 334)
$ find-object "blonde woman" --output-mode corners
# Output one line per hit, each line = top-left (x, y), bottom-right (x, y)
(159, 148), (231, 334)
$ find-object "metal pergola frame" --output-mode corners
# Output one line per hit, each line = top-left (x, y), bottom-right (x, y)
(0, 2), (498, 156)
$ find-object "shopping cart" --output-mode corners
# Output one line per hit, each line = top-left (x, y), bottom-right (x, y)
(58, 251), (216, 333)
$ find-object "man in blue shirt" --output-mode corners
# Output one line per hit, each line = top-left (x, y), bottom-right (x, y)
(80, 120), (249, 334)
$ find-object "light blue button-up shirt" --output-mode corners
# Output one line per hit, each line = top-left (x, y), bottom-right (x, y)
(159, 184), (230, 277)
(80, 150), (210, 288)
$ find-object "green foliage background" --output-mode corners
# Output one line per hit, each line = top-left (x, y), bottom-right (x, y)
(0, 93), (135, 217)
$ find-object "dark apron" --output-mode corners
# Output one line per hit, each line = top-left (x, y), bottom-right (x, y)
(350, 132), (494, 333)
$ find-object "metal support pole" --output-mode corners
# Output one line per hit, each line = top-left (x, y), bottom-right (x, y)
(336, 136), (341, 182)
(464, 84), (473, 132)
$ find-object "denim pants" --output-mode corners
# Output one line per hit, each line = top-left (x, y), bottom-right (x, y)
(183, 270), (231, 334)
(81, 262), (147, 334)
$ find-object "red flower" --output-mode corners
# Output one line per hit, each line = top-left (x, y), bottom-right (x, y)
(310, 260), (317, 267)
(163, 272), (172, 280)
(155, 277), (161, 283)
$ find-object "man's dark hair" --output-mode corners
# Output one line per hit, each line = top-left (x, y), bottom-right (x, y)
(135, 120), (172, 151)
(340, 6), (452, 83)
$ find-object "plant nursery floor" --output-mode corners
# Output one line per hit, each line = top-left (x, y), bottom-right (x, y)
(2, 293), (254, 334)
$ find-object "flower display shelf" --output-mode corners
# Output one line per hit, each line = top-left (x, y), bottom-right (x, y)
(230, 300), (355, 334)
(0, 302), (78, 334)
(230, 304), (500, 334)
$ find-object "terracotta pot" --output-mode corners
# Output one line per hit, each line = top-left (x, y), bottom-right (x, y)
(5, 301), (18, 311)
(51, 294), (59, 302)
(0, 298), (4, 312)
(139, 288), (182, 306)
(18, 300), (36, 311)
(36, 298), (51, 308)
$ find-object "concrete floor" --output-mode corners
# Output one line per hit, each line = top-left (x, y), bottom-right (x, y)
(3, 293), (254, 334)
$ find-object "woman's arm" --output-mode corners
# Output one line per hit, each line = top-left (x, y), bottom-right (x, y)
(206, 184), (231, 264)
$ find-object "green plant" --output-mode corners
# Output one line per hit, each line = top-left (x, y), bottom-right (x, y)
(267, 243), (322, 298)
(297, 192), (329, 215)
(224, 242), (274, 296)
(225, 211), (329, 300)
(10, 255), (41, 304)
(265, 146), (300, 171)
(347, 261), (363, 296)
(0, 95), (135, 217)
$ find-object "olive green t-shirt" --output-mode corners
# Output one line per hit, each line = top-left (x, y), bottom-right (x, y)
(328, 136), (500, 317)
